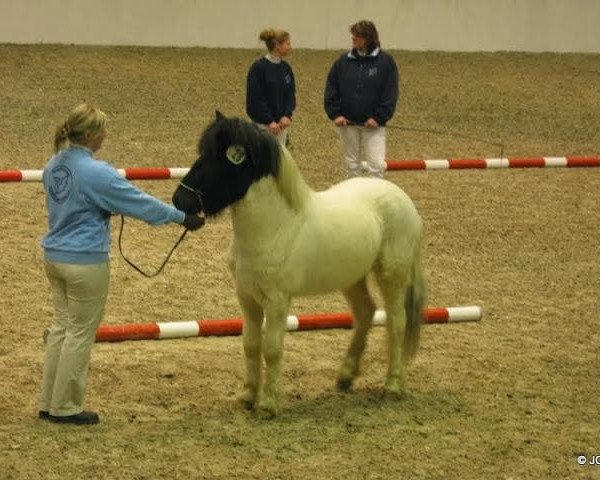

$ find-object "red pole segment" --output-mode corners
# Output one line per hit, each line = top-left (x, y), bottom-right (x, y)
(95, 322), (160, 342)
(198, 318), (243, 336)
(385, 160), (426, 170)
(423, 307), (451, 324)
(295, 312), (353, 330)
(566, 156), (600, 167)
(122, 167), (175, 180)
(0, 170), (23, 182)
(508, 157), (546, 168)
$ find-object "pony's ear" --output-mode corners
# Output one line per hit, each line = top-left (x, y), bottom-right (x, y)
(226, 145), (246, 165)
(215, 110), (225, 121)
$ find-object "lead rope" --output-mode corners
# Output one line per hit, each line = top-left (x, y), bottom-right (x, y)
(118, 215), (188, 278)
(384, 124), (505, 159)
(347, 122), (506, 158)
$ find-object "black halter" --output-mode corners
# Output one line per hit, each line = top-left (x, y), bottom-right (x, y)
(178, 180), (205, 213)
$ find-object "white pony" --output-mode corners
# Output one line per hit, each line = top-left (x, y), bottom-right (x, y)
(173, 112), (426, 417)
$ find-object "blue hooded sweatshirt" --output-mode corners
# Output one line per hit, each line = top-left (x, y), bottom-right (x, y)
(42, 145), (185, 264)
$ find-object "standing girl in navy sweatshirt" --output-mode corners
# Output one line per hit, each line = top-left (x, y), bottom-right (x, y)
(39, 103), (203, 425)
(325, 20), (399, 178)
(246, 28), (296, 146)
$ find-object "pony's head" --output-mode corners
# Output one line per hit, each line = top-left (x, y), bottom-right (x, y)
(172, 111), (280, 216)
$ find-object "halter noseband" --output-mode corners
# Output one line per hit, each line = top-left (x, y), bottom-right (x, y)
(179, 181), (204, 212)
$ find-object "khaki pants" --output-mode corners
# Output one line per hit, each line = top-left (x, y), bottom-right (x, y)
(338, 125), (387, 178)
(40, 260), (110, 416)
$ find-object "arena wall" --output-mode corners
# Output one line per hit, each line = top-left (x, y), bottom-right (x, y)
(0, 0), (598, 53)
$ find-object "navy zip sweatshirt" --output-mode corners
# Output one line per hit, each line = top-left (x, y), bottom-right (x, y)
(324, 47), (399, 126)
(246, 56), (296, 125)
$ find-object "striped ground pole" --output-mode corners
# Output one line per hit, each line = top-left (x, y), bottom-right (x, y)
(384, 156), (600, 171)
(93, 306), (482, 343)
(0, 167), (190, 182)
(3, 156), (599, 183)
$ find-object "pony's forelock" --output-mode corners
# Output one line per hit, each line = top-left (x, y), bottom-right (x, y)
(204, 115), (280, 178)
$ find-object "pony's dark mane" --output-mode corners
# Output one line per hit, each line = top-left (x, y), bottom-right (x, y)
(198, 116), (280, 181)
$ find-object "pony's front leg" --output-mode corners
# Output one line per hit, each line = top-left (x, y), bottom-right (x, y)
(237, 291), (264, 410)
(260, 299), (289, 418)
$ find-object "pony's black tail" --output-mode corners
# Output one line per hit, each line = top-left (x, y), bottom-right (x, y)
(403, 248), (426, 362)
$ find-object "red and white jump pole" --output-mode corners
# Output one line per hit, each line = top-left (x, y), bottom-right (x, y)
(0, 167), (190, 183)
(94, 306), (482, 343)
(384, 155), (600, 171)
(2, 156), (599, 183)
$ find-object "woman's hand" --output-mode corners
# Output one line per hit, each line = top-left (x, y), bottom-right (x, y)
(334, 116), (348, 126)
(268, 121), (281, 135)
(278, 116), (292, 129)
(364, 118), (379, 128)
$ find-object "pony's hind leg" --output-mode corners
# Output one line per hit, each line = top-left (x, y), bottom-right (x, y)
(375, 268), (409, 397)
(338, 277), (376, 391)
(237, 291), (264, 410)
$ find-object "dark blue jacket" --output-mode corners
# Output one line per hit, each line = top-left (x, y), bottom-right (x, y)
(324, 48), (399, 126)
(246, 57), (296, 124)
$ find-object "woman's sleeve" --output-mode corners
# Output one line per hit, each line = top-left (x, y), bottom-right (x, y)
(286, 66), (296, 118)
(86, 164), (185, 225)
(373, 56), (399, 125)
(324, 59), (342, 120)
(246, 62), (274, 124)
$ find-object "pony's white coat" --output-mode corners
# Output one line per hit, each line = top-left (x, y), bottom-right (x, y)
(228, 147), (425, 416)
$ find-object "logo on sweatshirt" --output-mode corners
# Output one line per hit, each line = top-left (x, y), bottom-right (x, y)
(368, 67), (378, 77)
(48, 165), (73, 204)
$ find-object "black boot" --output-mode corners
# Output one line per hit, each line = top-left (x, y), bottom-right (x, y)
(49, 411), (100, 425)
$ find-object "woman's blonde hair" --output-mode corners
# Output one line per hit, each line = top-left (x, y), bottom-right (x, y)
(259, 28), (289, 52)
(54, 103), (107, 152)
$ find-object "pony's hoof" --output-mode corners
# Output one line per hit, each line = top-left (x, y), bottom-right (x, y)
(257, 399), (279, 419)
(383, 380), (406, 400)
(337, 377), (353, 392)
(383, 389), (405, 401)
(238, 390), (257, 410)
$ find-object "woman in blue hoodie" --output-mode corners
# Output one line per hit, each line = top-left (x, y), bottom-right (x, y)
(39, 103), (203, 425)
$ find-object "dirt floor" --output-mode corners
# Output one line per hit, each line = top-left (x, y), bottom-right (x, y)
(0, 45), (599, 480)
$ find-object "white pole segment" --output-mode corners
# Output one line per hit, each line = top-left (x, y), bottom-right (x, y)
(21, 170), (44, 181)
(543, 157), (568, 167)
(446, 306), (483, 322)
(169, 168), (190, 178)
(425, 160), (450, 169)
(485, 158), (509, 168)
(286, 315), (300, 331)
(157, 321), (199, 339)
(372, 310), (386, 326)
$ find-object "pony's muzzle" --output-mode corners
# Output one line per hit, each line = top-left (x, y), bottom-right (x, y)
(172, 183), (204, 215)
